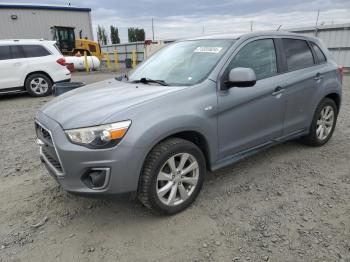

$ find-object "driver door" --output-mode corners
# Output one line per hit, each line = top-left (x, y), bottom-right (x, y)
(217, 38), (286, 159)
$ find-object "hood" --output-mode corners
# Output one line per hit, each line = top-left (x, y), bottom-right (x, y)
(40, 78), (186, 129)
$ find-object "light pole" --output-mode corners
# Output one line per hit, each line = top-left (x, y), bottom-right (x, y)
(152, 17), (155, 41)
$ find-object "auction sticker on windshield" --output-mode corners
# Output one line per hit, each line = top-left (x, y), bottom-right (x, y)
(194, 47), (223, 53)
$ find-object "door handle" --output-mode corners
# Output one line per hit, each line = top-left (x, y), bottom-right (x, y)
(14, 62), (21, 67)
(272, 86), (285, 96)
(314, 73), (323, 81)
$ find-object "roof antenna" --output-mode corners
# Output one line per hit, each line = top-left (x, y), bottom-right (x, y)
(276, 25), (282, 31)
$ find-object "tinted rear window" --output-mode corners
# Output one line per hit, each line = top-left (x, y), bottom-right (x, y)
(0, 45), (11, 60)
(53, 44), (62, 54)
(311, 42), (326, 63)
(22, 45), (51, 57)
(283, 39), (314, 71)
(10, 45), (25, 59)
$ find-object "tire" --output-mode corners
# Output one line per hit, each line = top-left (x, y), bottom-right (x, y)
(25, 73), (53, 97)
(138, 138), (206, 215)
(301, 98), (338, 146)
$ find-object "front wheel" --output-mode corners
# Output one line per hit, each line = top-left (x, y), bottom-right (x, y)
(138, 138), (206, 215)
(302, 98), (338, 146)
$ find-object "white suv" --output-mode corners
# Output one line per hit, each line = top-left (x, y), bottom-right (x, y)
(0, 39), (71, 97)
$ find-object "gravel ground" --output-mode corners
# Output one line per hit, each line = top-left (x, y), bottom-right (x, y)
(0, 73), (349, 262)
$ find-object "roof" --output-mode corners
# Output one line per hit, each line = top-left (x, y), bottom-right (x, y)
(0, 3), (91, 12)
(0, 39), (56, 45)
(188, 31), (318, 41)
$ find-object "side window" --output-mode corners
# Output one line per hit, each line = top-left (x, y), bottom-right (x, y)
(282, 39), (314, 71)
(21, 45), (51, 58)
(0, 45), (11, 60)
(227, 39), (277, 80)
(10, 45), (25, 59)
(311, 42), (326, 63)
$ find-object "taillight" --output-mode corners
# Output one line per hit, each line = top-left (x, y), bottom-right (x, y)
(56, 57), (66, 66)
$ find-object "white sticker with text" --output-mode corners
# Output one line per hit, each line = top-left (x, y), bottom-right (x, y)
(194, 47), (223, 53)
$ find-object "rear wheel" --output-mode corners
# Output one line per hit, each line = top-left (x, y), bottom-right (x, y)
(25, 73), (52, 97)
(138, 138), (206, 215)
(302, 98), (338, 146)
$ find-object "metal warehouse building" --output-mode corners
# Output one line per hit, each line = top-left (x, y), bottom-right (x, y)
(289, 23), (350, 68)
(0, 3), (93, 40)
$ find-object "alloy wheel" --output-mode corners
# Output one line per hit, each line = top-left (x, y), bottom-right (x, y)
(30, 77), (49, 95)
(156, 153), (199, 206)
(316, 105), (334, 140)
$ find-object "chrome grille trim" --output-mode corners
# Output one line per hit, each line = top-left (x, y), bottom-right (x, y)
(35, 121), (65, 177)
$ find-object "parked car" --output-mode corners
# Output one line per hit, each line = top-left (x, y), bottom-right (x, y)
(35, 32), (342, 215)
(0, 39), (71, 96)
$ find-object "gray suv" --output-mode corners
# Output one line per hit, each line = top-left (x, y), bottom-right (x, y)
(35, 32), (342, 215)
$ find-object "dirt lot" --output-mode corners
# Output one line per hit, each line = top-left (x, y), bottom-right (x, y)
(0, 73), (349, 262)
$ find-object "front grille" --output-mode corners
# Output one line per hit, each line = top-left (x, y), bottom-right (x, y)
(35, 121), (64, 176)
(42, 146), (64, 173)
(41, 128), (52, 143)
(36, 123), (53, 144)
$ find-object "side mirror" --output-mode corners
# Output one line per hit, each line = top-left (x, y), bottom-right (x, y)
(224, 67), (257, 89)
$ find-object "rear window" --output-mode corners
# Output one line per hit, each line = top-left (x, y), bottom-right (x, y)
(22, 45), (51, 57)
(10, 45), (25, 59)
(0, 45), (11, 60)
(311, 42), (326, 63)
(53, 44), (63, 55)
(282, 39), (314, 71)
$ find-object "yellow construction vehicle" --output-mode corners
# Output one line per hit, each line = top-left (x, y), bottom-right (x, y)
(51, 26), (104, 60)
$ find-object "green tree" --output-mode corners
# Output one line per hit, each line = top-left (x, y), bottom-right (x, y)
(128, 27), (145, 42)
(128, 28), (135, 42)
(110, 26), (120, 44)
(97, 25), (108, 45)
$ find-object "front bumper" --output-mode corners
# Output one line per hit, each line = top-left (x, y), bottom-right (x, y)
(35, 111), (145, 196)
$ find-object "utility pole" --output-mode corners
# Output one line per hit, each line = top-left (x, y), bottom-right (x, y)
(152, 17), (155, 41)
(250, 21), (253, 32)
(315, 10), (320, 36)
(315, 10), (320, 27)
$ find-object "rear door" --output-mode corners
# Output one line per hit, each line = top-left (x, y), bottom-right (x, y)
(309, 41), (331, 93)
(0, 45), (13, 89)
(21, 44), (52, 76)
(0, 45), (28, 90)
(281, 38), (321, 135)
(217, 38), (286, 158)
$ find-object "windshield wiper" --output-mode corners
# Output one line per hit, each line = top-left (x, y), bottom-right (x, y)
(132, 77), (169, 86)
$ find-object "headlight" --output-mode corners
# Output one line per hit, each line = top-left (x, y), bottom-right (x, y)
(65, 120), (131, 149)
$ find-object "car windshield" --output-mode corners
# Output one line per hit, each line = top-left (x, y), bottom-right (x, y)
(128, 39), (234, 86)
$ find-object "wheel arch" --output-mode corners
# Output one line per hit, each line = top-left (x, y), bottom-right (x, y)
(24, 71), (53, 86)
(158, 130), (211, 170)
(308, 91), (341, 131)
(324, 92), (341, 111)
(142, 129), (212, 171)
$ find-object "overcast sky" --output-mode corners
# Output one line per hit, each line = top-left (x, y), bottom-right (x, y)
(2, 0), (350, 42)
